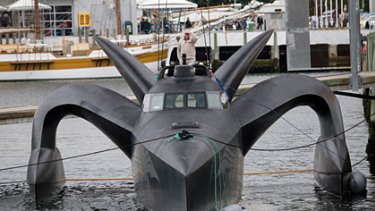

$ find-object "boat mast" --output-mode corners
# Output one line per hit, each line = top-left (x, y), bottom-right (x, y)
(115, 0), (122, 35)
(34, 0), (41, 40)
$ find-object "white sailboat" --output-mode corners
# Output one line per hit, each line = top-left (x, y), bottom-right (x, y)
(0, 0), (177, 81)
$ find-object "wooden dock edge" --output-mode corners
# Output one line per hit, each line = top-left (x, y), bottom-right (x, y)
(2, 72), (375, 125)
(0, 105), (37, 125)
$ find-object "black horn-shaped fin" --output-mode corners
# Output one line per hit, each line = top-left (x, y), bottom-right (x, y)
(27, 83), (140, 201)
(215, 30), (273, 101)
(232, 74), (366, 196)
(94, 36), (156, 102)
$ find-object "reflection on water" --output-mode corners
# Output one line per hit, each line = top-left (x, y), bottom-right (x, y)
(0, 75), (374, 210)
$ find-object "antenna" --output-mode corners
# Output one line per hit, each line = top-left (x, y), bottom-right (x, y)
(200, 7), (211, 69)
(160, 0), (169, 71)
(157, 0), (161, 72)
(207, 0), (211, 68)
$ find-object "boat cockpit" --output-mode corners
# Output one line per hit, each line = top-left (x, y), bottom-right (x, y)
(142, 91), (227, 112)
(142, 64), (229, 112)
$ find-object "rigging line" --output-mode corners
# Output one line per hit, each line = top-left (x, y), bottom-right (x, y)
(193, 110), (373, 154)
(3, 122), (373, 187)
(177, 9), (182, 33)
(207, 0), (212, 69)
(334, 91), (375, 100)
(0, 134), (173, 173)
(0, 180), (27, 185)
(1, 157), (371, 186)
(1, 152), (371, 186)
(1, 110), (371, 173)
(351, 155), (368, 167)
(157, 0), (161, 72)
(251, 111), (373, 151)
(160, 0), (169, 69)
(225, 84), (375, 146)
(247, 99), (319, 143)
(200, 9), (210, 67)
(245, 98), (346, 161)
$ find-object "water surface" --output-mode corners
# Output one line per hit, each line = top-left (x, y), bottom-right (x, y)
(0, 74), (373, 210)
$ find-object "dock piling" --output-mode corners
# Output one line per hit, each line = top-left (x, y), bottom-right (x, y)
(125, 28), (129, 46)
(363, 87), (375, 174)
(5, 33), (9, 44)
(213, 31), (219, 60)
(12, 33), (16, 44)
(85, 27), (89, 43)
(78, 27), (82, 43)
(272, 31), (279, 59)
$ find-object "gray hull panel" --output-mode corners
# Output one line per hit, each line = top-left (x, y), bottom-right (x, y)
(132, 135), (243, 211)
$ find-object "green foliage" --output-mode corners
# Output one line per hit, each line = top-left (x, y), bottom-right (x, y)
(249, 59), (279, 73)
(211, 59), (279, 73)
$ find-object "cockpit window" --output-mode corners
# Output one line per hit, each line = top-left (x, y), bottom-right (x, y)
(143, 91), (224, 112)
(143, 93), (164, 112)
(206, 91), (223, 109)
(187, 92), (206, 108)
(165, 93), (184, 109)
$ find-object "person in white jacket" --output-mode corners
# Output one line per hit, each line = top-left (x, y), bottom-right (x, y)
(177, 29), (198, 65)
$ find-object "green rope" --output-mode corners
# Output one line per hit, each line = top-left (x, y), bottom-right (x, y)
(165, 133), (182, 143)
(164, 132), (224, 210)
(198, 136), (221, 210)
(193, 134), (224, 210)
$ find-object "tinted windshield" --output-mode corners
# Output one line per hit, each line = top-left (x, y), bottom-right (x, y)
(143, 91), (224, 112)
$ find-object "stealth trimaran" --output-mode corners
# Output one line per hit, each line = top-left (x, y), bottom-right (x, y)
(27, 30), (366, 210)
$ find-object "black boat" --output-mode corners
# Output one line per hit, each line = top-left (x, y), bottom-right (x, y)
(27, 30), (366, 210)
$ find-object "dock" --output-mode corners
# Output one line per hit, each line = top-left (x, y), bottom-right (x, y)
(0, 105), (37, 125)
(0, 27), (34, 34)
(2, 71), (375, 125)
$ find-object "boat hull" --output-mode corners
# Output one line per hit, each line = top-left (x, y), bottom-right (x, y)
(0, 48), (168, 81)
(132, 136), (243, 211)
(0, 62), (158, 81)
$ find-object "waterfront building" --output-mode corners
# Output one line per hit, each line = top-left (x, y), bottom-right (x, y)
(0, 0), (137, 36)
(371, 0), (375, 13)
(258, 0), (286, 31)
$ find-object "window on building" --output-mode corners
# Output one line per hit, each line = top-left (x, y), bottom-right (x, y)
(42, 5), (73, 36)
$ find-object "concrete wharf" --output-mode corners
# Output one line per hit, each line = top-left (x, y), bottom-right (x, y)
(0, 27), (34, 34)
(1, 71), (375, 125)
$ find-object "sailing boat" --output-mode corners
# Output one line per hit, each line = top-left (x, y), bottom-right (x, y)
(0, 0), (170, 81)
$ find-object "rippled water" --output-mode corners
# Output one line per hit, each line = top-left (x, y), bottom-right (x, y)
(0, 74), (374, 210)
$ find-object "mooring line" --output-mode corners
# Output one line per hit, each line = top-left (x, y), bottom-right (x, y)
(0, 90), (371, 179)
(334, 91), (375, 100)
(243, 169), (314, 176)
(65, 177), (133, 182)
(64, 169), (315, 182)
(0, 169), (317, 185)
